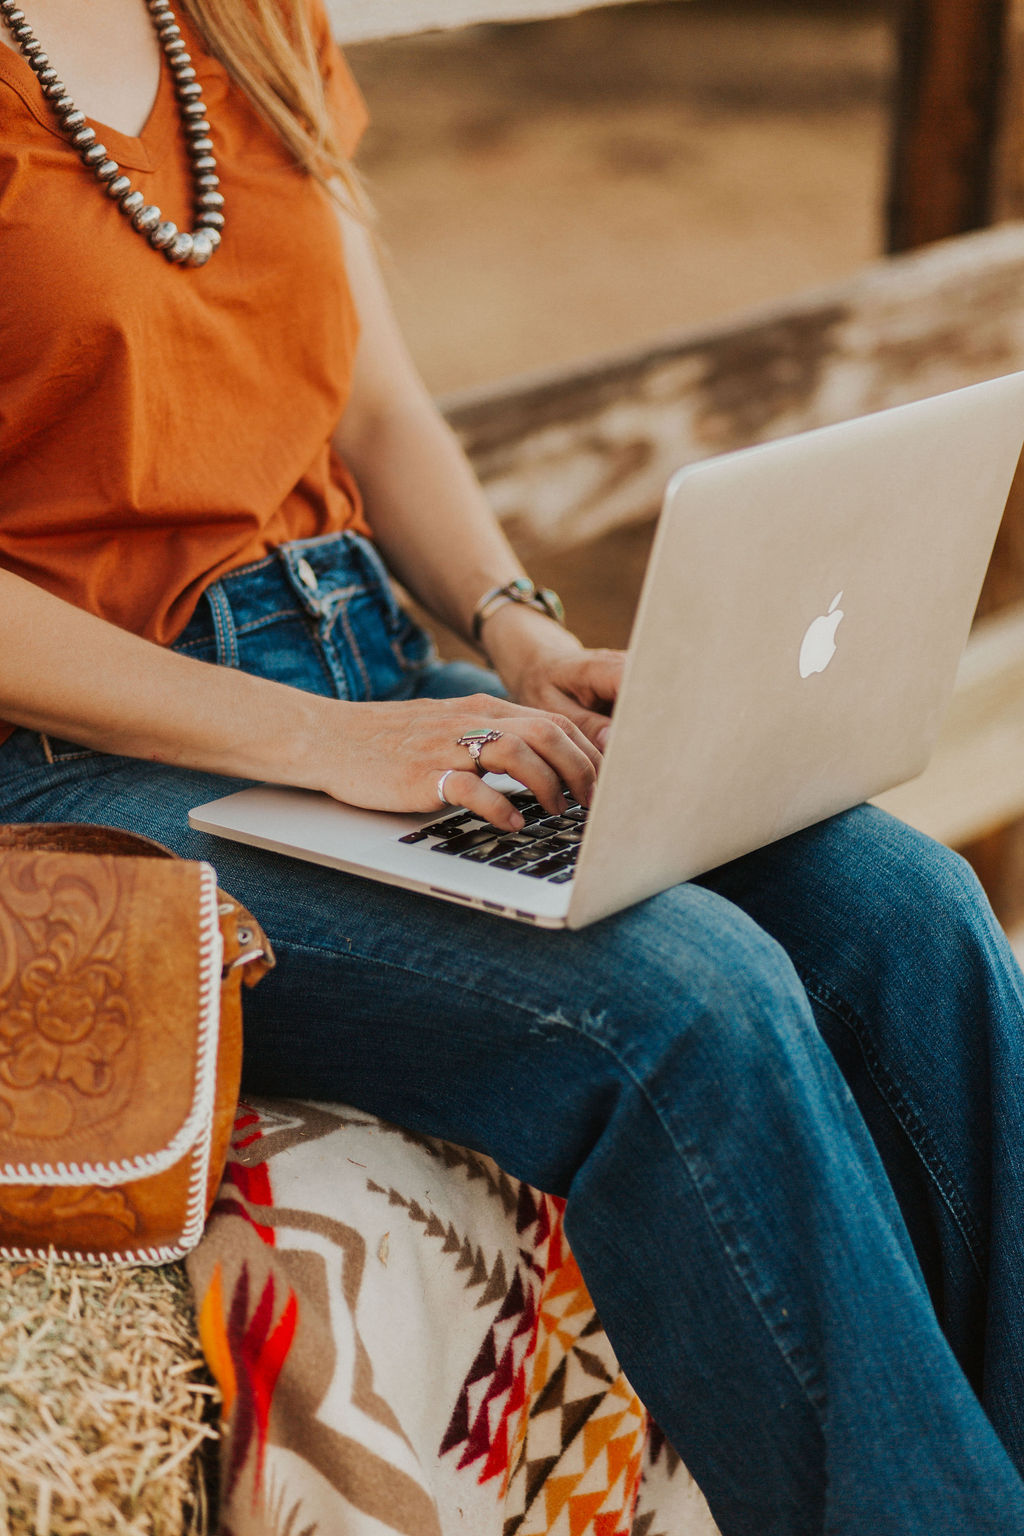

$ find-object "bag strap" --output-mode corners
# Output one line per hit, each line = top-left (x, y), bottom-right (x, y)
(0, 823), (175, 859)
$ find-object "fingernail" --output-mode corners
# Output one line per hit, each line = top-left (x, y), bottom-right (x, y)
(597, 726), (611, 751)
(509, 812), (525, 830)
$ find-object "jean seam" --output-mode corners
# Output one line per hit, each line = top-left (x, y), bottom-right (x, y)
(390, 623), (435, 677)
(333, 601), (371, 699)
(798, 963), (987, 1283)
(206, 583), (240, 669)
(231, 605), (307, 634)
(219, 551), (278, 583)
(277, 935), (830, 1423)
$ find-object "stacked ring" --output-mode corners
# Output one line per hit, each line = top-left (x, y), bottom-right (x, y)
(456, 728), (503, 777)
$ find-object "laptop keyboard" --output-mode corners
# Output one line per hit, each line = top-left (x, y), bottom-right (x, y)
(398, 790), (585, 885)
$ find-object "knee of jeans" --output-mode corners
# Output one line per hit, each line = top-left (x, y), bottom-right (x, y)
(845, 808), (998, 963)
(567, 893), (818, 1107)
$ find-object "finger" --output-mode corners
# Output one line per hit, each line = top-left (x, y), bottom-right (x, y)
(438, 769), (525, 832)
(482, 734), (567, 814)
(511, 720), (597, 812)
(519, 701), (602, 774)
(459, 693), (600, 761)
(576, 654), (624, 706)
(553, 712), (603, 773)
(451, 695), (601, 781)
(538, 692), (612, 751)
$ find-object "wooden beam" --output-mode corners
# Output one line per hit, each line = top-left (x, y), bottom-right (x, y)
(887, 0), (1008, 252)
(441, 223), (1024, 555)
(993, 0), (1024, 220)
(327, 0), (656, 44)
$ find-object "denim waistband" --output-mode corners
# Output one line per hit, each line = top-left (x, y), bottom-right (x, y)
(172, 530), (435, 700)
(176, 531), (410, 659)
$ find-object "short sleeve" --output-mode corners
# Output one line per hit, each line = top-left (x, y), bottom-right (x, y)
(310, 0), (369, 159)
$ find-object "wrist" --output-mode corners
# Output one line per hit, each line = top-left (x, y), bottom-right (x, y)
(483, 603), (584, 691)
(265, 688), (344, 795)
(471, 577), (565, 646)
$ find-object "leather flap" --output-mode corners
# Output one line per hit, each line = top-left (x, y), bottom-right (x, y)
(0, 851), (222, 1183)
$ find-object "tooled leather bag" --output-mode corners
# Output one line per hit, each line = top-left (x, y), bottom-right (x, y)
(0, 824), (273, 1264)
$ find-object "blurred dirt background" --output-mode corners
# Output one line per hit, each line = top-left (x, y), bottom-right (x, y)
(347, 0), (898, 649)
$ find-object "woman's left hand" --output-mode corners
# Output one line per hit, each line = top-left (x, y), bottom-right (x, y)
(509, 648), (624, 749)
(487, 615), (625, 749)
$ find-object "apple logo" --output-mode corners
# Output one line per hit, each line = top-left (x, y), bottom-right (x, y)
(799, 591), (845, 679)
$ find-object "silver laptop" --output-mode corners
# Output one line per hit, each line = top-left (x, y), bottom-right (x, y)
(190, 371), (1024, 930)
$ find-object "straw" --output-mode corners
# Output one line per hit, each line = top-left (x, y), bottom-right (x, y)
(0, 1257), (218, 1536)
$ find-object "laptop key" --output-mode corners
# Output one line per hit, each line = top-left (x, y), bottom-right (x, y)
(398, 828), (431, 844)
(461, 839), (505, 862)
(429, 813), (473, 837)
(523, 858), (567, 879)
(435, 828), (499, 854)
(550, 870), (575, 884)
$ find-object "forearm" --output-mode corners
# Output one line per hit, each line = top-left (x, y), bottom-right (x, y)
(336, 394), (583, 683)
(0, 569), (330, 786)
(338, 394), (515, 637)
(332, 212), (582, 687)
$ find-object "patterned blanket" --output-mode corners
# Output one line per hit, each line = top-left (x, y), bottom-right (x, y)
(187, 1099), (722, 1536)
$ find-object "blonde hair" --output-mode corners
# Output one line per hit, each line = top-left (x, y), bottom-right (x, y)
(178, 0), (368, 211)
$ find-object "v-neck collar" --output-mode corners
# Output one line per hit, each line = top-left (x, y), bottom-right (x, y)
(0, 30), (179, 174)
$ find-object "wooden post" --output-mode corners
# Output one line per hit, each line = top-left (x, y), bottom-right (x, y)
(887, 0), (1008, 252)
(993, 0), (1024, 219)
(886, 0), (1024, 929)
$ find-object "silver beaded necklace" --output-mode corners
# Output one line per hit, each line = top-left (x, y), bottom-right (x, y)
(0, 0), (224, 267)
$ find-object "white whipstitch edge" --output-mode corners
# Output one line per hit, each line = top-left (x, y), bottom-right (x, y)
(0, 863), (225, 1225)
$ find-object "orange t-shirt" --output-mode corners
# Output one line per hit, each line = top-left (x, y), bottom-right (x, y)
(0, 4), (370, 741)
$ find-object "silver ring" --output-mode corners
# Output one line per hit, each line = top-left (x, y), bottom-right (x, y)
(437, 769), (457, 807)
(456, 728), (503, 778)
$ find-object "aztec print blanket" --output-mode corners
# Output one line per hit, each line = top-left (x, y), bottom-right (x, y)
(187, 1099), (722, 1536)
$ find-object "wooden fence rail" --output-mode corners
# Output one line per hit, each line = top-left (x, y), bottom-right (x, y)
(442, 222), (1024, 564)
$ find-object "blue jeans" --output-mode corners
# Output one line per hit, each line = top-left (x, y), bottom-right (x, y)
(3, 531), (1024, 1535)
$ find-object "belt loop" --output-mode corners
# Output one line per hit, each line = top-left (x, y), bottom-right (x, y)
(205, 581), (240, 669)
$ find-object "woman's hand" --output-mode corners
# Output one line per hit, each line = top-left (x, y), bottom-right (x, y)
(502, 647), (625, 750)
(320, 694), (602, 832)
(481, 606), (626, 750)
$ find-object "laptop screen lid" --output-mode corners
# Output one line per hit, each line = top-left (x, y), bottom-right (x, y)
(566, 371), (1024, 929)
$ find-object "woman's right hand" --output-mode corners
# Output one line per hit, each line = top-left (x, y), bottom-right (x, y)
(320, 694), (602, 832)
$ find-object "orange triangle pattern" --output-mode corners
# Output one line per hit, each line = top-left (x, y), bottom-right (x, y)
(433, 1177), (649, 1535)
(569, 1489), (609, 1536)
(544, 1474), (580, 1526)
(500, 1198), (648, 1535)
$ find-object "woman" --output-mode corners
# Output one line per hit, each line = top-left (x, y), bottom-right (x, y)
(2, 3), (1023, 1531)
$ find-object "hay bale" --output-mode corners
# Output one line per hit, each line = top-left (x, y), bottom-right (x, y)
(0, 1255), (217, 1536)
